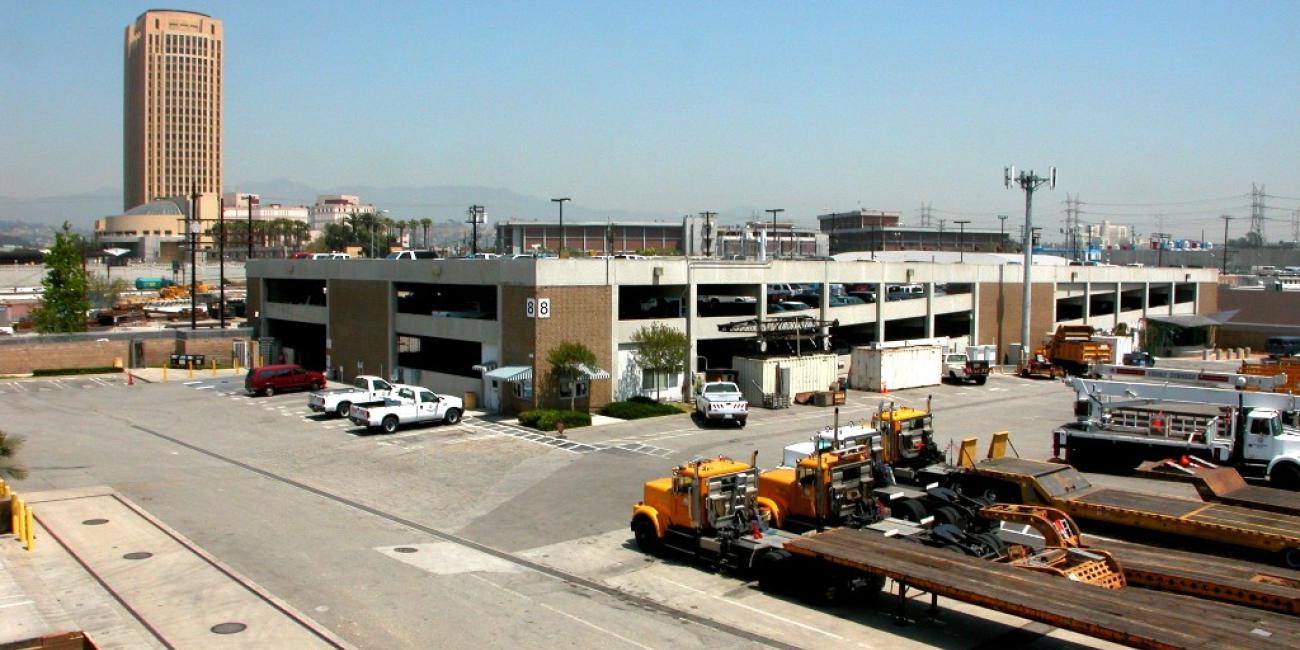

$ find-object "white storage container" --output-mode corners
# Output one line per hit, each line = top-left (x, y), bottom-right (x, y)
(731, 354), (839, 406)
(849, 345), (943, 392)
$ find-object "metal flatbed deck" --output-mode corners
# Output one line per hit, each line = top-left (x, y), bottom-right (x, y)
(1099, 538), (1300, 616)
(1071, 488), (1300, 539)
(785, 527), (1300, 649)
(1135, 464), (1300, 516)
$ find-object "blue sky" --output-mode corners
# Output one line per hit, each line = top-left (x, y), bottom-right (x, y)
(2, 2), (1298, 238)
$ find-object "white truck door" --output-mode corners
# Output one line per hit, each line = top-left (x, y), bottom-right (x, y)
(1243, 413), (1277, 461)
(417, 390), (438, 423)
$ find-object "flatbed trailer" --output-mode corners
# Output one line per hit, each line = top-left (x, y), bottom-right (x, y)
(784, 526), (1300, 649)
(1136, 462), (1300, 516)
(1098, 538), (1300, 616)
(954, 454), (1300, 568)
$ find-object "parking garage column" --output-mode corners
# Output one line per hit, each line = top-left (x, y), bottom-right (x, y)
(1083, 281), (1092, 324)
(819, 277), (831, 351)
(1114, 282), (1122, 330)
(970, 282), (980, 345)
(924, 282), (935, 338)
(686, 264), (699, 396)
(875, 275), (886, 345)
(1142, 281), (1150, 319)
(1168, 281), (1176, 315)
(757, 284), (768, 354)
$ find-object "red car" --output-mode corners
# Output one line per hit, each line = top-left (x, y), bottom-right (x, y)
(244, 364), (325, 397)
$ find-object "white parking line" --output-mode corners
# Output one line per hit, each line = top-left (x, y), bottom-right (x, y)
(658, 577), (845, 641)
(537, 603), (656, 650)
(182, 380), (203, 385)
(195, 385), (215, 390)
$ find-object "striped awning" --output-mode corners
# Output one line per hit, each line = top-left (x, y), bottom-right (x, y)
(483, 365), (533, 382)
(574, 363), (611, 380)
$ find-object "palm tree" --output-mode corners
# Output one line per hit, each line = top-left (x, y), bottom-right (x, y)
(407, 219), (420, 248)
(420, 218), (433, 249)
(394, 221), (407, 248)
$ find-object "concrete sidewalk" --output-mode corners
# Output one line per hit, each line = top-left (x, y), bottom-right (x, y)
(3, 486), (353, 649)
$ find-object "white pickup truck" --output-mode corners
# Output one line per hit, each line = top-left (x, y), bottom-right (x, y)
(348, 384), (464, 433)
(308, 375), (396, 418)
(694, 381), (748, 428)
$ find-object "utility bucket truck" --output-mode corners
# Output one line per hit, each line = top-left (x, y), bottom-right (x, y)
(1055, 376), (1300, 488)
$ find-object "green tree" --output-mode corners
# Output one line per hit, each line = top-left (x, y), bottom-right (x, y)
(33, 222), (89, 333)
(631, 322), (688, 401)
(547, 340), (597, 411)
(0, 429), (27, 480)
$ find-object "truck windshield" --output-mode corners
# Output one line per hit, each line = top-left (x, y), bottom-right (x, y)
(704, 383), (739, 394)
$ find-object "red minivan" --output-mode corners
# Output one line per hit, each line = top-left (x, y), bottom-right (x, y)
(245, 364), (326, 396)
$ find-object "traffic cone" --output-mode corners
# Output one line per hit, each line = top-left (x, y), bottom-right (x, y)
(127, 372), (134, 386)
(880, 381), (889, 395)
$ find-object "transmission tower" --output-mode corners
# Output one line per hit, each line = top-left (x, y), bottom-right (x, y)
(1250, 183), (1266, 241)
(919, 202), (933, 228)
(1291, 209), (1299, 245)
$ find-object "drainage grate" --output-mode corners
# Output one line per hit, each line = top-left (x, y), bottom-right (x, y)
(210, 622), (247, 635)
(394, 547), (418, 554)
(123, 552), (153, 560)
(82, 519), (109, 526)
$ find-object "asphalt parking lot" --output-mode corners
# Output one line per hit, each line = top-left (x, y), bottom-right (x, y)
(2, 364), (1237, 649)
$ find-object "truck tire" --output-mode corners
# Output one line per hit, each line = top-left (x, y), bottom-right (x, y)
(931, 505), (968, 531)
(381, 416), (399, 434)
(891, 498), (927, 523)
(757, 550), (793, 593)
(1271, 463), (1300, 491)
(444, 408), (462, 425)
(312, 381), (324, 391)
(632, 517), (660, 555)
(975, 376), (987, 386)
(735, 418), (746, 429)
(1284, 548), (1300, 570)
(264, 385), (275, 397)
(336, 402), (351, 418)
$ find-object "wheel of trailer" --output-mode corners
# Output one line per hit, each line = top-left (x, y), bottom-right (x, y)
(264, 385), (275, 397)
(972, 532), (1007, 558)
(1271, 464), (1300, 491)
(632, 517), (660, 555)
(931, 505), (968, 530)
(757, 550), (793, 593)
(336, 402), (352, 418)
(444, 408), (462, 425)
(800, 569), (848, 605)
(1284, 548), (1300, 570)
(891, 498), (927, 523)
(381, 416), (399, 434)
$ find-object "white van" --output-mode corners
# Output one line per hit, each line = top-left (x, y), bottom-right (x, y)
(310, 252), (351, 260)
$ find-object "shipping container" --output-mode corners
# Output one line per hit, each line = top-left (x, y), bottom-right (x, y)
(731, 354), (838, 406)
(849, 344), (943, 392)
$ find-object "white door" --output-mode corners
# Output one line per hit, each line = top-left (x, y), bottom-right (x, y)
(418, 390), (439, 423)
(1243, 415), (1276, 461)
(483, 378), (501, 413)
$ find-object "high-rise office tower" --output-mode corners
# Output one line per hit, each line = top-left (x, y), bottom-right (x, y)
(123, 10), (223, 211)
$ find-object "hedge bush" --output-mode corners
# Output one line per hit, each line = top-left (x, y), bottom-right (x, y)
(517, 409), (591, 432)
(32, 367), (124, 377)
(600, 400), (680, 420)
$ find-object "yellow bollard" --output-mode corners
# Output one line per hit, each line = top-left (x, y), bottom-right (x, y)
(24, 507), (34, 551)
(211, 359), (217, 377)
(234, 357), (241, 375)
(0, 478), (8, 497)
(188, 361), (194, 379)
(13, 497), (24, 542)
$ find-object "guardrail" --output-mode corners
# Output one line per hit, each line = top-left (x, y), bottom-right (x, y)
(2, 479), (35, 551)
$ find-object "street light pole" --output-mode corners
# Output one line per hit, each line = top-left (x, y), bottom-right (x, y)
(552, 197), (570, 253)
(218, 196), (226, 329)
(468, 205), (485, 255)
(189, 183), (199, 331)
(247, 195), (255, 260)
(998, 214), (1008, 251)
(1220, 215), (1233, 274)
(1004, 165), (1056, 363)
(954, 220), (970, 263)
(766, 208), (784, 258)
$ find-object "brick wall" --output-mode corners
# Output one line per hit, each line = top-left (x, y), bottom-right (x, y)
(1198, 282), (1218, 315)
(329, 279), (390, 381)
(978, 281), (1056, 363)
(0, 329), (251, 374)
(500, 285), (613, 411)
(533, 286), (613, 410)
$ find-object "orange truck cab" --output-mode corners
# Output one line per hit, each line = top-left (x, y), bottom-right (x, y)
(757, 447), (881, 531)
